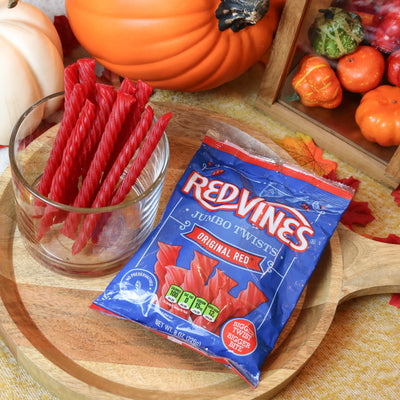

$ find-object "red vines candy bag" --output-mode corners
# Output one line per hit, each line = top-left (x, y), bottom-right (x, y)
(92, 134), (353, 387)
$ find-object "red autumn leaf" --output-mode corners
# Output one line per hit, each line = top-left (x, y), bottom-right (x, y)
(323, 170), (360, 191)
(277, 133), (337, 176)
(389, 293), (400, 308)
(372, 234), (400, 244)
(53, 15), (80, 56)
(340, 201), (375, 229)
(391, 185), (400, 207)
(322, 170), (375, 229)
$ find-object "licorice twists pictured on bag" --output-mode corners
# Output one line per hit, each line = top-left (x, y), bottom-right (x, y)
(91, 135), (353, 387)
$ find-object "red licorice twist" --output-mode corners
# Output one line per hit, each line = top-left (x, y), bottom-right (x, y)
(110, 112), (172, 206)
(61, 85), (118, 239)
(85, 106), (155, 244)
(80, 83), (117, 179)
(37, 83), (89, 199)
(71, 107), (154, 252)
(154, 242), (182, 295)
(37, 99), (96, 239)
(70, 92), (135, 252)
(102, 80), (153, 183)
(64, 63), (79, 102)
(77, 58), (96, 101)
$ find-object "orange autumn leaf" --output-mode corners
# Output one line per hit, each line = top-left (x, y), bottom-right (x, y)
(277, 133), (337, 176)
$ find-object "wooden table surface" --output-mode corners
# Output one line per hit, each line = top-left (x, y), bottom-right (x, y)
(0, 99), (399, 399)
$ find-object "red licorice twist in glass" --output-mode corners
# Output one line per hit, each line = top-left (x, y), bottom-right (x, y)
(77, 58), (96, 101)
(64, 63), (78, 102)
(102, 80), (153, 183)
(60, 92), (134, 242)
(71, 106), (156, 253)
(36, 83), (89, 199)
(110, 112), (172, 206)
(61, 85), (118, 239)
(37, 99), (96, 239)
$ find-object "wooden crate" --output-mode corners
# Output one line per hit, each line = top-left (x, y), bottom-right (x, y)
(256, 0), (400, 188)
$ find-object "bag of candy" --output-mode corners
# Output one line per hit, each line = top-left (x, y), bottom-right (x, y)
(91, 132), (353, 387)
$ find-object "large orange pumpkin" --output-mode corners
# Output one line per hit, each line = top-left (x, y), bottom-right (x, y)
(65, 0), (285, 91)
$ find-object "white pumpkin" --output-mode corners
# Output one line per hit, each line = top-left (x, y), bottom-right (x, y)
(0, 0), (64, 145)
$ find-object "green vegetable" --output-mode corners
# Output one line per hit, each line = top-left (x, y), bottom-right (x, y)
(308, 7), (364, 59)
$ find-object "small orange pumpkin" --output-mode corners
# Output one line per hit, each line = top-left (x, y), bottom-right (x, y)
(355, 85), (400, 146)
(292, 55), (342, 109)
(65, 0), (285, 91)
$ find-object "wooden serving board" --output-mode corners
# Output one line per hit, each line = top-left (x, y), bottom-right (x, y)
(0, 102), (399, 400)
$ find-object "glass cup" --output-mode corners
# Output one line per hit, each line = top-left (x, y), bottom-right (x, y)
(9, 92), (169, 277)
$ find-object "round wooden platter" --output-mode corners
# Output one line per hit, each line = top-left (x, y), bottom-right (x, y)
(0, 102), (399, 400)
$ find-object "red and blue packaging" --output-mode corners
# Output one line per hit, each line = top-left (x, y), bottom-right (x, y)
(91, 135), (353, 387)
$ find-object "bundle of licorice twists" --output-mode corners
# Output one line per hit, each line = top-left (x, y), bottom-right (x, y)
(36, 58), (172, 254)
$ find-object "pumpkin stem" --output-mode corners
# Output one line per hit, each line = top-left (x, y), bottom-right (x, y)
(319, 8), (335, 20)
(286, 92), (301, 102)
(216, 0), (270, 32)
(8, 0), (19, 8)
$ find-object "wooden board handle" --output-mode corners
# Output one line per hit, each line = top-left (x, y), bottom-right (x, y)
(338, 224), (400, 303)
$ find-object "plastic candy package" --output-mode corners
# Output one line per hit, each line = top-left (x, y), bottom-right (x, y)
(91, 133), (353, 387)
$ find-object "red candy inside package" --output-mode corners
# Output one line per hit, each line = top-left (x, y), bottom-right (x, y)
(92, 133), (353, 387)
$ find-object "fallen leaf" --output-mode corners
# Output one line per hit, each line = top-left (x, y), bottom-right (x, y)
(389, 293), (400, 308)
(277, 133), (337, 176)
(391, 185), (400, 207)
(324, 170), (360, 191)
(340, 201), (375, 229)
(322, 171), (375, 229)
(372, 234), (400, 244)
(53, 15), (80, 56)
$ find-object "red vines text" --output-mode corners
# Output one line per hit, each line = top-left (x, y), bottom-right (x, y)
(181, 171), (315, 252)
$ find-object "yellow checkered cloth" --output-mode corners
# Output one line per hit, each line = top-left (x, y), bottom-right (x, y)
(1, 64), (399, 399)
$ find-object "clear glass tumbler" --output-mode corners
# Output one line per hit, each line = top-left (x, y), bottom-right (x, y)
(9, 92), (169, 277)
